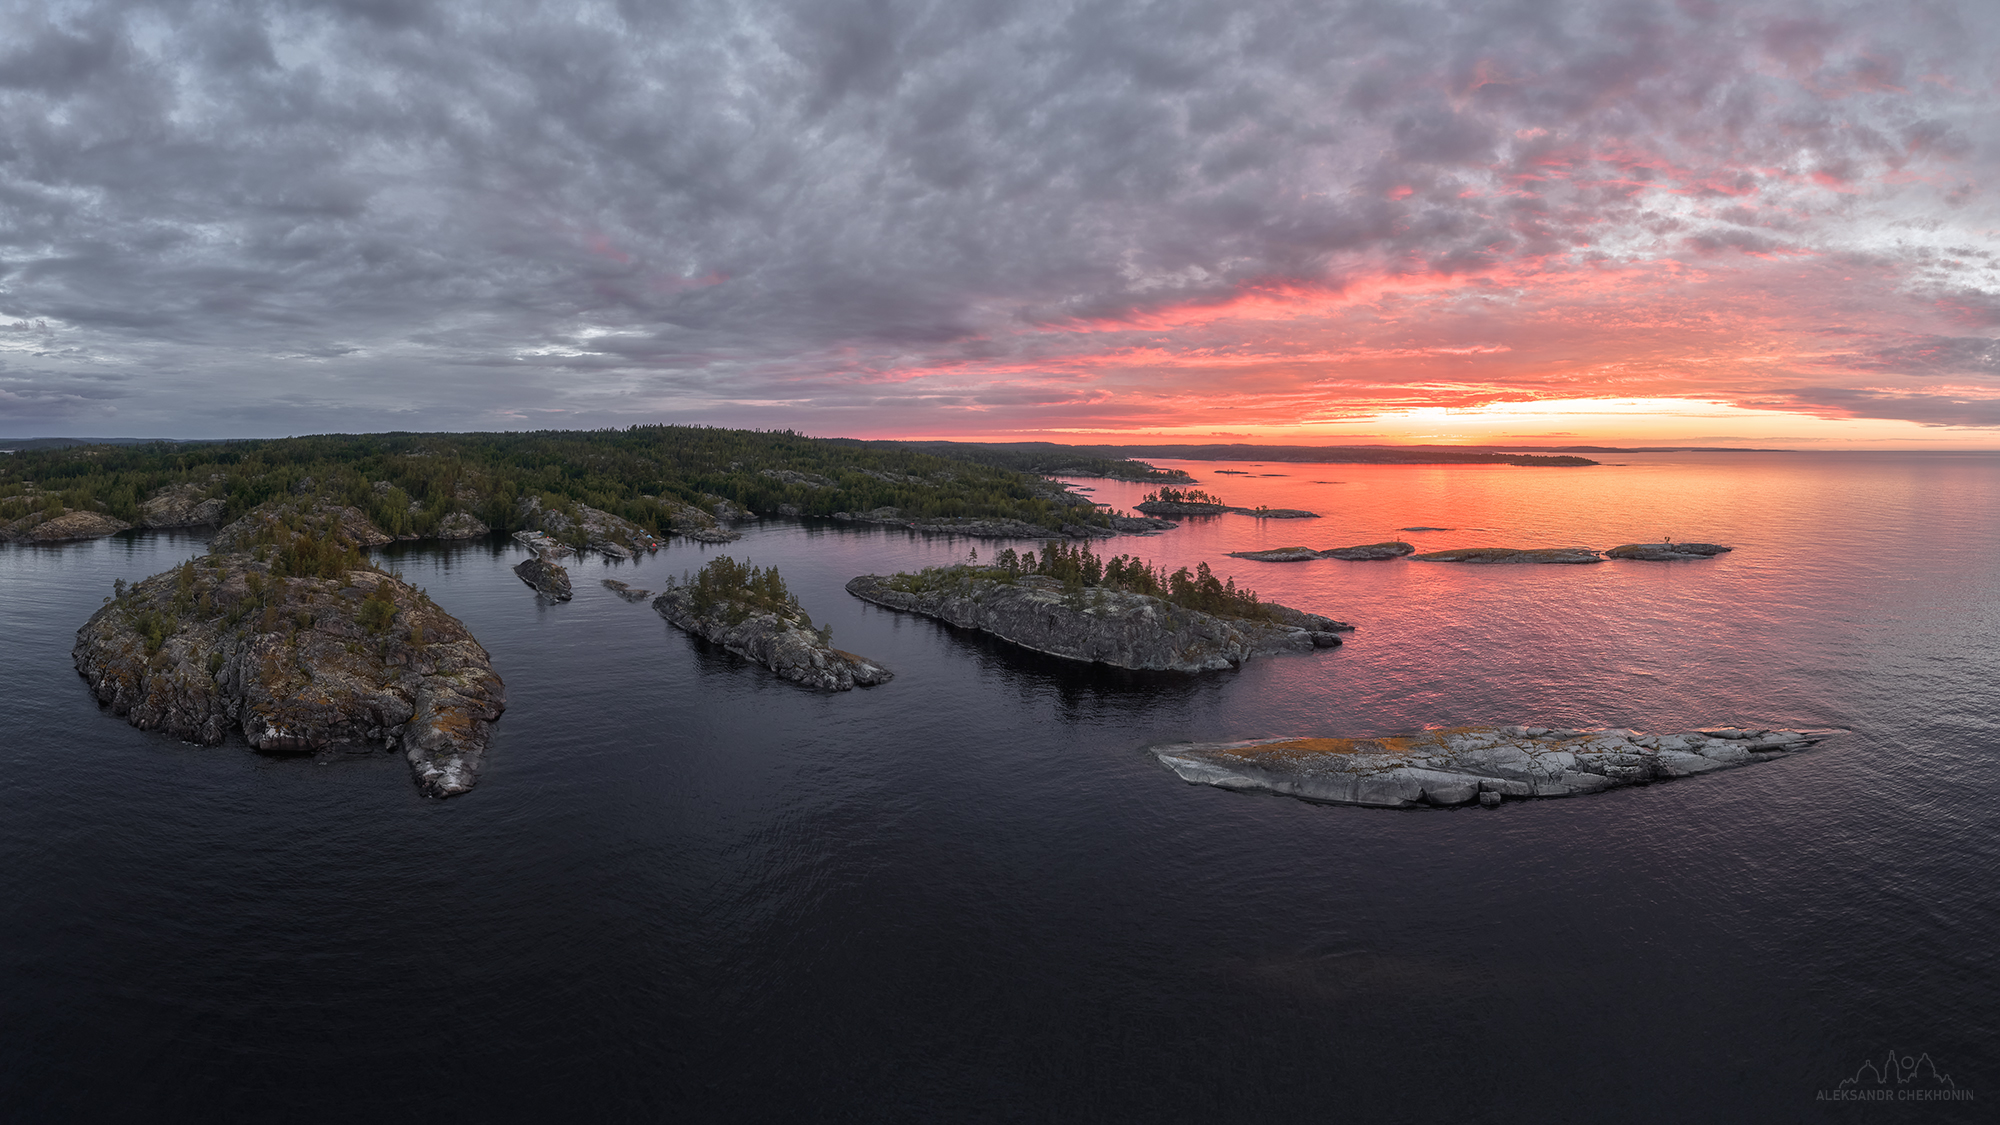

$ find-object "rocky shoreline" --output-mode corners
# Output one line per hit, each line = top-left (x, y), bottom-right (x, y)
(1154, 725), (1826, 808)
(845, 567), (1350, 672)
(73, 544), (506, 797)
(653, 584), (892, 690)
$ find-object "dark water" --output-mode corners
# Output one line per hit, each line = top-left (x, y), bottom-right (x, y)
(3, 453), (1994, 1123)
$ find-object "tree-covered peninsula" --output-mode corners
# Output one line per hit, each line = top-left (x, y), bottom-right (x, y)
(2, 427), (1125, 547)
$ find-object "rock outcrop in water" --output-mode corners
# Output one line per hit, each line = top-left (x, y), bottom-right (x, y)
(1154, 725), (1825, 808)
(653, 582), (892, 691)
(1229, 542), (1415, 562)
(1410, 547), (1602, 564)
(73, 547), (506, 797)
(512, 552), (573, 601)
(1605, 542), (1732, 560)
(845, 567), (1350, 672)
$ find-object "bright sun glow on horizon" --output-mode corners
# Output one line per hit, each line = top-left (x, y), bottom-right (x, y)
(898, 398), (2000, 450)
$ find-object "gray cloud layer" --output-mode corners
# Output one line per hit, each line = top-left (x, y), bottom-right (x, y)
(1, 0), (1996, 435)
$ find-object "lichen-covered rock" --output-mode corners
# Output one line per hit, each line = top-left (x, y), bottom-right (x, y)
(517, 495), (662, 553)
(137, 482), (228, 528)
(1605, 542), (1732, 560)
(433, 511), (491, 539)
(73, 554), (506, 797)
(212, 500), (392, 551)
(845, 568), (1349, 672)
(1154, 725), (1826, 808)
(653, 587), (892, 690)
(1410, 546), (1602, 564)
(1, 509), (132, 543)
(513, 554), (573, 601)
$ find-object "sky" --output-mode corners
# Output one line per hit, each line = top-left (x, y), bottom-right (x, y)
(2, 0), (1999, 447)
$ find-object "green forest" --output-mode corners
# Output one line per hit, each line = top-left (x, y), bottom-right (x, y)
(0, 427), (1119, 538)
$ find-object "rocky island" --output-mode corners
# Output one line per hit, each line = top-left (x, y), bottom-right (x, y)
(513, 550), (574, 601)
(72, 524), (506, 798)
(1229, 542), (1415, 562)
(1605, 541), (1732, 560)
(655, 556), (892, 690)
(1410, 546), (1603, 564)
(1154, 725), (1826, 808)
(845, 542), (1350, 672)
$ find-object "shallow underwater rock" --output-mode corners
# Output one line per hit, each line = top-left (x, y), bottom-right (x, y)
(1152, 724), (1828, 808)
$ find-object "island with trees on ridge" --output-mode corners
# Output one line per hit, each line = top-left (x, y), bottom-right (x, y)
(654, 556), (892, 691)
(846, 541), (1349, 672)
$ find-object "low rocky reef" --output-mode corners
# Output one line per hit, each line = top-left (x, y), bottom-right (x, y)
(1229, 542), (1415, 562)
(654, 558), (891, 690)
(1605, 542), (1732, 560)
(845, 564), (1350, 673)
(73, 543), (506, 797)
(513, 552), (574, 601)
(1154, 725), (1825, 809)
(1410, 546), (1605, 564)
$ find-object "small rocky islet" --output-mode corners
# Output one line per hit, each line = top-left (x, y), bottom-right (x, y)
(1154, 725), (1826, 809)
(653, 557), (892, 691)
(1229, 542), (1414, 562)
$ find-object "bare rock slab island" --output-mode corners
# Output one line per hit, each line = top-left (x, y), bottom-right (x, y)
(1154, 725), (1826, 808)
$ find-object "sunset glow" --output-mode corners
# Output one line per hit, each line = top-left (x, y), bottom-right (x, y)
(1, 0), (1995, 447)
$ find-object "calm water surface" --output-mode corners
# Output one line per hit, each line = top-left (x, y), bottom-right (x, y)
(2, 453), (1995, 1123)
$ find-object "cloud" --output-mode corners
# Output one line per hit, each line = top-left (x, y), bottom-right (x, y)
(0, 0), (1994, 438)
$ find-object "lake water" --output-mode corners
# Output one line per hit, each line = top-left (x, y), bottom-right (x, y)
(2, 453), (1995, 1122)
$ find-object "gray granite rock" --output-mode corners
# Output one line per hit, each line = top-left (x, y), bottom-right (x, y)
(1153, 725), (1827, 808)
(846, 567), (1350, 672)
(653, 586), (891, 690)
(512, 554), (573, 601)
(74, 554), (505, 797)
